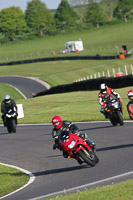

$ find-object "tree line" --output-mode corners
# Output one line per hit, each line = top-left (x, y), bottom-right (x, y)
(0, 0), (132, 43)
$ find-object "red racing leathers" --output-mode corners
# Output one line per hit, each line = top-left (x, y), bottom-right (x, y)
(127, 101), (133, 120)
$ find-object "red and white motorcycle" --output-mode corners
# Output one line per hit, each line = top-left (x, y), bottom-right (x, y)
(58, 130), (99, 167)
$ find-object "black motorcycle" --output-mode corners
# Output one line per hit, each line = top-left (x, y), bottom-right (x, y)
(5, 108), (17, 133)
(105, 94), (124, 126)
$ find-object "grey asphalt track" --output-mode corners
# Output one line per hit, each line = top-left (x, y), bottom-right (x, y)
(0, 121), (132, 200)
(0, 76), (49, 98)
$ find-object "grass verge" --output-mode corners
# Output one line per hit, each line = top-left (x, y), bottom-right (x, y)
(46, 179), (133, 200)
(0, 164), (29, 197)
(16, 86), (131, 124)
(0, 83), (131, 124)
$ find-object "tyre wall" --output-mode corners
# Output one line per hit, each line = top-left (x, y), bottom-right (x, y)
(0, 54), (131, 66)
(34, 74), (133, 97)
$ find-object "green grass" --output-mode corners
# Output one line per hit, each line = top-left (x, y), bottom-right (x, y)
(0, 57), (133, 87)
(0, 84), (130, 124)
(0, 21), (133, 61)
(0, 83), (24, 103)
(0, 83), (130, 124)
(15, 86), (130, 124)
(0, 165), (29, 197)
(46, 179), (133, 200)
(0, 21), (133, 87)
(0, 22), (132, 198)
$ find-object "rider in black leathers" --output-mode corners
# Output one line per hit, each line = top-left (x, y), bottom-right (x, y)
(1, 95), (18, 126)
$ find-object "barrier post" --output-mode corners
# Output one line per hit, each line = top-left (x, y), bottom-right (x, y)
(94, 74), (97, 79)
(125, 65), (128, 75)
(107, 69), (110, 77)
(98, 72), (100, 78)
(131, 65), (133, 75)
(102, 71), (105, 77)
(112, 68), (115, 77)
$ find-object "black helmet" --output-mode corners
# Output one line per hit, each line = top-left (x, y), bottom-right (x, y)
(4, 95), (11, 104)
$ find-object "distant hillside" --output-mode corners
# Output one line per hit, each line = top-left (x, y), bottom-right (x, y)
(50, 9), (57, 14)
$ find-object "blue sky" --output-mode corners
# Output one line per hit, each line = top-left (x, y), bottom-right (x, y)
(0, 0), (62, 11)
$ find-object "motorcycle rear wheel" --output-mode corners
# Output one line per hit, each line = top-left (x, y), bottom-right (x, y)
(78, 149), (98, 167)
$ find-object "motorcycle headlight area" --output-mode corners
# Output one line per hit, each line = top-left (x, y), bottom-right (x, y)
(67, 140), (76, 149)
(112, 102), (118, 108)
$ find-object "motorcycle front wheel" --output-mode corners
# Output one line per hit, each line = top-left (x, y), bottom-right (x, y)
(6, 120), (12, 133)
(116, 110), (124, 126)
(6, 118), (16, 133)
(110, 118), (117, 126)
(77, 149), (99, 167)
(11, 118), (16, 133)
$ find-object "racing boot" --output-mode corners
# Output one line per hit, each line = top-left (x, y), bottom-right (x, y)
(104, 111), (108, 119)
(79, 132), (88, 139)
(63, 150), (69, 158)
(3, 119), (6, 127)
(53, 143), (62, 150)
(1, 115), (6, 126)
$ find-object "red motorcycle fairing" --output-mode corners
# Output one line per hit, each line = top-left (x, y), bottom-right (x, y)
(60, 132), (91, 158)
(59, 130), (99, 166)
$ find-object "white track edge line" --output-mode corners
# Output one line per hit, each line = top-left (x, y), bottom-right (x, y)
(2, 83), (27, 99)
(29, 171), (133, 200)
(0, 162), (35, 200)
(0, 120), (132, 127)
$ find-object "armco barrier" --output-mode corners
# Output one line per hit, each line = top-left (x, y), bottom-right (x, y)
(0, 54), (131, 66)
(34, 74), (133, 97)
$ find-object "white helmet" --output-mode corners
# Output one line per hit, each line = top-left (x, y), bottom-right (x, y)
(4, 95), (11, 104)
(100, 83), (108, 92)
(127, 89), (133, 101)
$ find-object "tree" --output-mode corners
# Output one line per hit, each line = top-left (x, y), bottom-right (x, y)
(114, 0), (133, 22)
(100, 0), (118, 22)
(25, 0), (55, 36)
(69, 0), (89, 23)
(55, 0), (79, 30)
(0, 7), (28, 40)
(86, 2), (107, 28)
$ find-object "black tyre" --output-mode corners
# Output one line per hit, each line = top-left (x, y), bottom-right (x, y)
(116, 110), (124, 126)
(110, 118), (117, 126)
(78, 149), (98, 167)
(11, 119), (16, 133)
(6, 120), (12, 133)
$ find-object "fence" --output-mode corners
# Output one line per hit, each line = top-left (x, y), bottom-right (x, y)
(74, 64), (133, 82)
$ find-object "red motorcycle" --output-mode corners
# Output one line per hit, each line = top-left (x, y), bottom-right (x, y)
(59, 130), (99, 167)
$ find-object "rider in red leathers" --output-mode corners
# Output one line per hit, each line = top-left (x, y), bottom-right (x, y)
(51, 116), (95, 161)
(98, 83), (121, 118)
(127, 89), (133, 120)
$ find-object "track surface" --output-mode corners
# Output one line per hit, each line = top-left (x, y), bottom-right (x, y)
(0, 122), (133, 200)
(0, 76), (48, 98)
(0, 76), (132, 199)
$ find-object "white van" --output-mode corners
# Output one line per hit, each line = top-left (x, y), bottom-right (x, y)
(65, 41), (84, 52)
